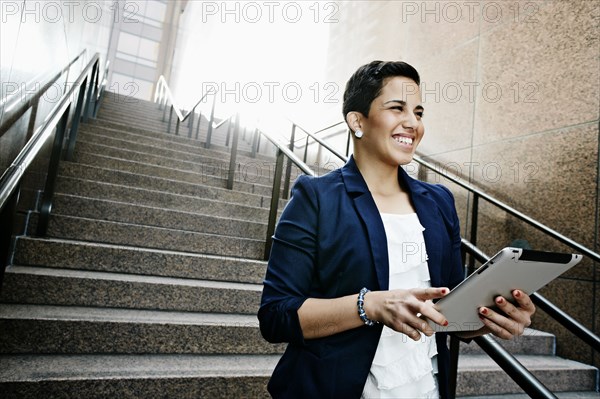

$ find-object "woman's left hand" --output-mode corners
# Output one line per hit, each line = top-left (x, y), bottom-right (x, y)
(476, 289), (536, 339)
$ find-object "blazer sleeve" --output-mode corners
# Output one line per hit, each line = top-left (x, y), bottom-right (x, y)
(258, 174), (318, 345)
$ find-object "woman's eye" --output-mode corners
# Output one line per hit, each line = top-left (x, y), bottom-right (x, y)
(390, 106), (403, 112)
(415, 112), (424, 118)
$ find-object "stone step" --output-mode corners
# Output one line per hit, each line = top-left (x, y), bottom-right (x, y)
(44, 213), (265, 260)
(0, 354), (278, 398)
(51, 193), (267, 240)
(71, 150), (274, 196)
(0, 266), (261, 314)
(13, 236), (266, 284)
(456, 354), (599, 396)
(73, 141), (287, 188)
(0, 304), (285, 355)
(458, 391), (600, 398)
(78, 124), (275, 167)
(57, 163), (278, 209)
(94, 114), (252, 151)
(458, 328), (556, 356)
(86, 117), (269, 159)
(54, 176), (274, 222)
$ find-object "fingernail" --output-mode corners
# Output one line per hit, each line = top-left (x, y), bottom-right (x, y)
(443, 320), (449, 326)
(514, 290), (521, 298)
(496, 297), (504, 304)
(441, 288), (447, 295)
(480, 307), (488, 315)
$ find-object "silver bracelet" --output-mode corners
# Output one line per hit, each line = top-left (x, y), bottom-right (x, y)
(357, 287), (378, 326)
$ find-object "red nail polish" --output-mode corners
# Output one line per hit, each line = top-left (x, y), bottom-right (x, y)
(443, 320), (449, 326)
(481, 308), (488, 315)
(497, 297), (504, 304)
(515, 290), (521, 298)
(441, 288), (447, 294)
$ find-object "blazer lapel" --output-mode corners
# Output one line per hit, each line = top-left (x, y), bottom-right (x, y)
(341, 157), (389, 291)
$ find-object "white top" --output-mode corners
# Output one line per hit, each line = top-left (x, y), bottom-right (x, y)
(361, 212), (439, 399)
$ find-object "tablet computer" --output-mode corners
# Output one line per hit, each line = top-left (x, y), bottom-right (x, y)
(428, 247), (582, 332)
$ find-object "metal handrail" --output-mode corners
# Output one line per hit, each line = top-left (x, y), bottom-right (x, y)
(0, 49), (88, 138)
(291, 119), (346, 145)
(0, 51), (107, 292)
(413, 155), (600, 264)
(153, 75), (218, 145)
(462, 238), (600, 352)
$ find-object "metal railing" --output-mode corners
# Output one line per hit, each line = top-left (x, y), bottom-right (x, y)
(153, 75), (220, 146)
(0, 51), (108, 289)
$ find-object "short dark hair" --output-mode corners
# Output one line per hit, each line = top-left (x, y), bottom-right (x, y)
(342, 60), (420, 121)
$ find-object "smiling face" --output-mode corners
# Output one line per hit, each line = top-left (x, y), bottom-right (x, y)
(349, 76), (424, 167)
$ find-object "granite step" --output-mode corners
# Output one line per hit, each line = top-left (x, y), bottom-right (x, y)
(78, 124), (276, 167)
(73, 142), (287, 188)
(54, 176), (274, 222)
(57, 163), (279, 209)
(0, 266), (262, 314)
(0, 304), (285, 355)
(0, 353), (278, 398)
(458, 328), (556, 356)
(71, 150), (275, 195)
(456, 354), (599, 396)
(51, 193), (268, 240)
(86, 117), (266, 158)
(12, 236), (267, 284)
(44, 214), (265, 260)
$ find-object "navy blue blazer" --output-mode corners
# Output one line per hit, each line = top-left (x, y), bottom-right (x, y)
(258, 156), (464, 398)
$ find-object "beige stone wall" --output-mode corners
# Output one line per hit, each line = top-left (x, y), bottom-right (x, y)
(324, 1), (599, 366)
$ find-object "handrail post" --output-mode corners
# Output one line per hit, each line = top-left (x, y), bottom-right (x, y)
(282, 124), (296, 199)
(251, 128), (258, 158)
(175, 116), (180, 136)
(227, 113), (240, 190)
(448, 334), (460, 399)
(188, 109), (194, 138)
(82, 61), (98, 122)
(205, 92), (216, 149)
(0, 184), (20, 293)
(264, 148), (285, 260)
(474, 335), (557, 398)
(345, 129), (351, 157)
(167, 105), (173, 133)
(65, 76), (89, 161)
(37, 104), (71, 236)
(468, 193), (479, 274)
(195, 110), (202, 140)
(303, 135), (309, 163)
(25, 102), (39, 142)
(225, 118), (232, 147)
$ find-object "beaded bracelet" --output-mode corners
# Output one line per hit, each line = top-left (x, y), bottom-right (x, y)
(357, 287), (378, 326)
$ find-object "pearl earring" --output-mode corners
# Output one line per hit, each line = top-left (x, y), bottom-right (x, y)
(354, 129), (363, 139)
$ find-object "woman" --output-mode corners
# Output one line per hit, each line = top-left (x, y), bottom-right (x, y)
(258, 60), (535, 398)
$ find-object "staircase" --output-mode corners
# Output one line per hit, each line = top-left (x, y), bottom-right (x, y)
(0, 92), (598, 398)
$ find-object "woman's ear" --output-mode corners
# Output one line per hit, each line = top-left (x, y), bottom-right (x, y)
(345, 111), (363, 133)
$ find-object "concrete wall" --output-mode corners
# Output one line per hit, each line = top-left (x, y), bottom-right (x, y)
(324, 0), (599, 366)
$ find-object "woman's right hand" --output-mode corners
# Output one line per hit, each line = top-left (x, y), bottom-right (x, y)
(363, 287), (450, 341)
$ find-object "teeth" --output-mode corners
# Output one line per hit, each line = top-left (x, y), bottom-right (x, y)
(394, 136), (413, 145)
